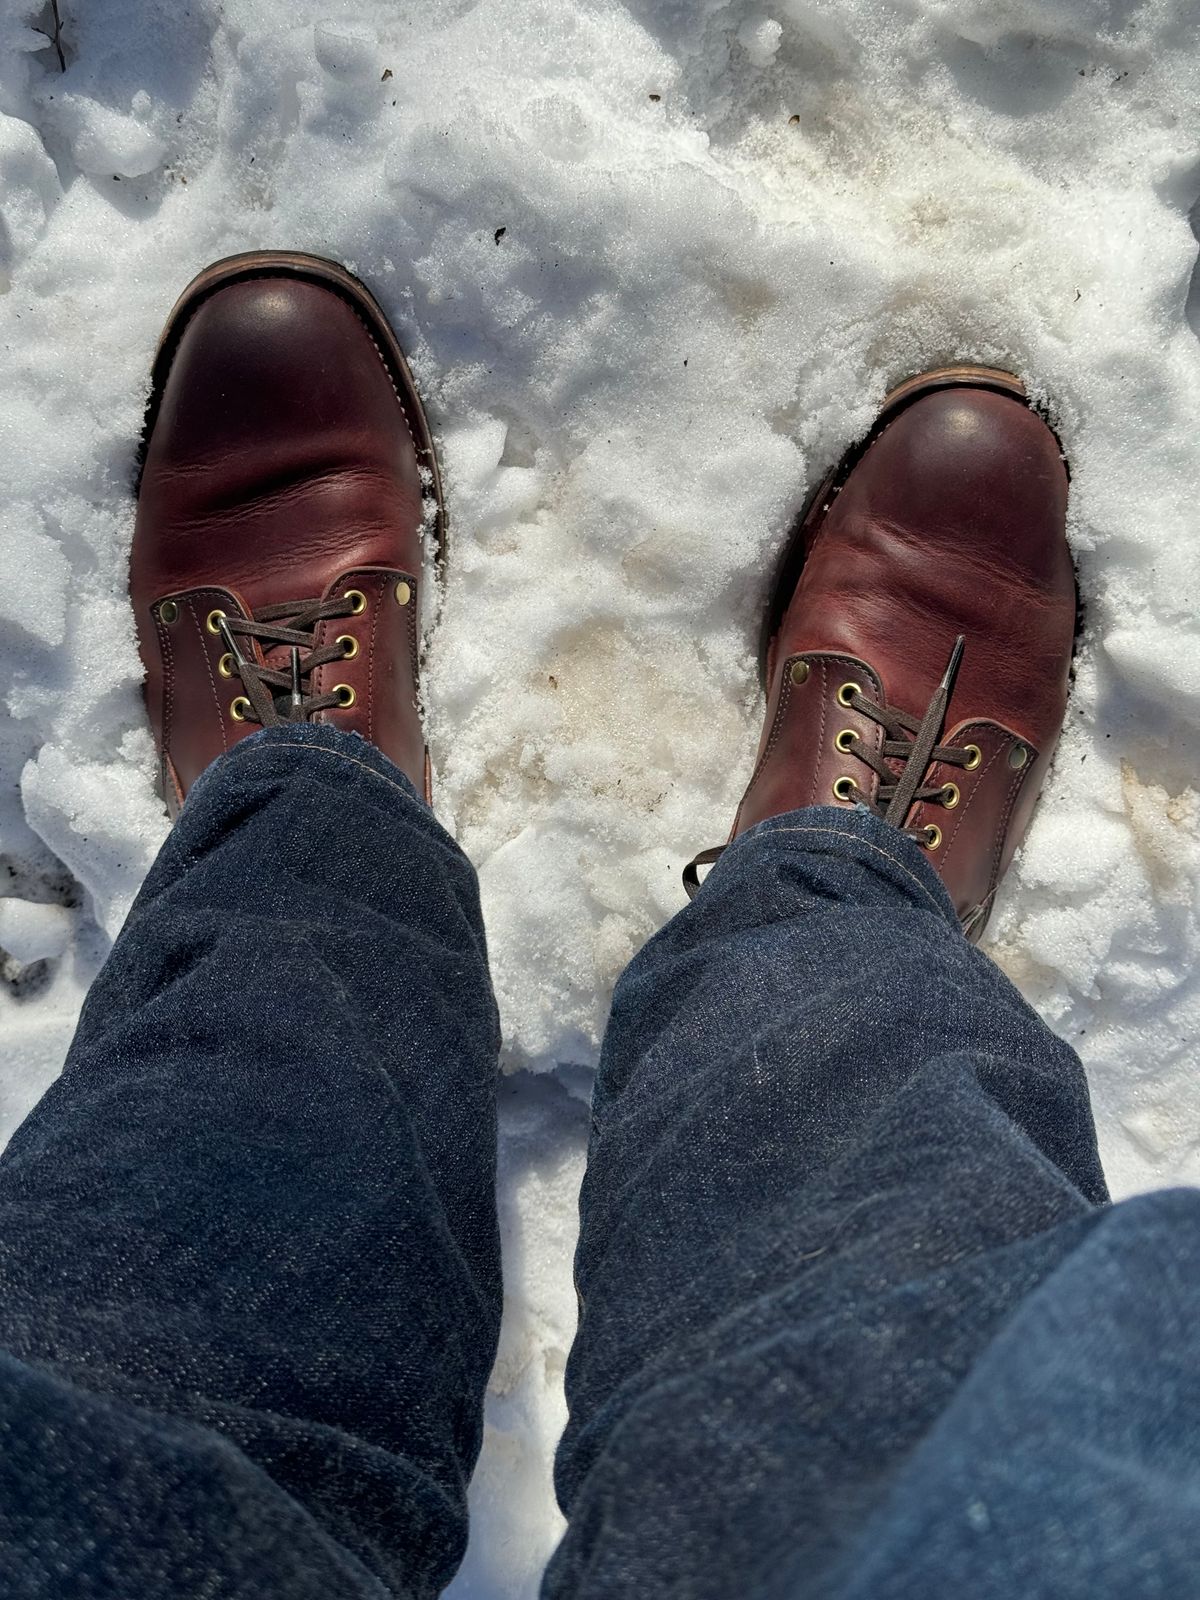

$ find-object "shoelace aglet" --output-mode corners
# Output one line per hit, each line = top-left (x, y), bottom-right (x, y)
(288, 646), (304, 721)
(941, 634), (965, 699)
(919, 634), (966, 746)
(883, 634), (967, 830)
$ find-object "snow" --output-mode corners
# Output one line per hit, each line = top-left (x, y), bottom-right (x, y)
(737, 14), (784, 66)
(0, 894), (71, 964)
(1, 0), (1199, 1592)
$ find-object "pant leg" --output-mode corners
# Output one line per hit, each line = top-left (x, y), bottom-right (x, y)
(0, 724), (501, 1600)
(547, 806), (1200, 1599)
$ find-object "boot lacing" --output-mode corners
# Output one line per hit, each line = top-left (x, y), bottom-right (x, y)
(215, 593), (366, 727)
(682, 635), (972, 898)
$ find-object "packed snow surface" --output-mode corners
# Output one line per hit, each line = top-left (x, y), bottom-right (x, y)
(1, 0), (1199, 1592)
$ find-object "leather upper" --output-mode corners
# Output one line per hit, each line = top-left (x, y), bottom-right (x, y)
(737, 385), (1075, 936)
(132, 275), (430, 808)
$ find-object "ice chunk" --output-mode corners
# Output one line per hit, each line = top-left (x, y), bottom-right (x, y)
(51, 95), (166, 178)
(738, 15), (784, 66)
(0, 899), (72, 964)
(0, 114), (59, 254)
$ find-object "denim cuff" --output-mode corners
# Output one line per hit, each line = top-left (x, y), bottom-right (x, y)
(186, 724), (426, 813)
(717, 804), (960, 930)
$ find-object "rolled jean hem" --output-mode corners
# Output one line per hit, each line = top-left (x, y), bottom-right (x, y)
(717, 804), (960, 929)
(185, 724), (425, 813)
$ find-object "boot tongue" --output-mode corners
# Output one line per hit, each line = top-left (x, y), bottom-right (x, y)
(883, 635), (964, 828)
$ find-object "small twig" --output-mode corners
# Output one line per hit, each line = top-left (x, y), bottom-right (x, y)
(46, 0), (66, 71)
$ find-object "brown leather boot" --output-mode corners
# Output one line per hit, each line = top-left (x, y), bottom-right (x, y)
(131, 251), (444, 816)
(685, 368), (1075, 941)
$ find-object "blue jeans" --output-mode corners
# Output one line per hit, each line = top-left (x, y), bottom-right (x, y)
(0, 725), (1196, 1598)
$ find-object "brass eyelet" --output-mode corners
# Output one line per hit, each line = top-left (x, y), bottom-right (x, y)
(837, 681), (861, 707)
(333, 684), (356, 708)
(922, 824), (943, 850)
(205, 608), (226, 635)
(395, 580), (412, 607)
(789, 659), (810, 686)
(832, 775), (858, 802)
(1008, 743), (1029, 770)
(158, 599), (179, 625)
(941, 782), (960, 809)
(964, 744), (982, 770)
(834, 728), (856, 753)
(230, 697), (251, 722)
(218, 653), (235, 679)
(344, 589), (367, 615)
(337, 634), (359, 660)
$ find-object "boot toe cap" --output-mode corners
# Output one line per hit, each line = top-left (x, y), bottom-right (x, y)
(147, 275), (411, 467)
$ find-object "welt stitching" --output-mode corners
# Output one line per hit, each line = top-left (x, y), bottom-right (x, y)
(989, 765), (1028, 898)
(343, 303), (420, 456)
(406, 574), (420, 684)
(810, 660), (828, 809)
(740, 652), (876, 824)
(366, 573), (381, 745)
(736, 674), (793, 827)
(155, 608), (175, 763)
(761, 823), (946, 913)
(941, 725), (1005, 861)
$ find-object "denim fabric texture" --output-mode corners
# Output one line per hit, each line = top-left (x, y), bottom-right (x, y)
(0, 727), (1197, 1598)
(0, 726), (501, 1599)
(548, 813), (1200, 1598)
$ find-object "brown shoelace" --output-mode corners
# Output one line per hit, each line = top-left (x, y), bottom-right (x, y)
(683, 636), (971, 897)
(843, 634), (970, 833)
(217, 596), (363, 727)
